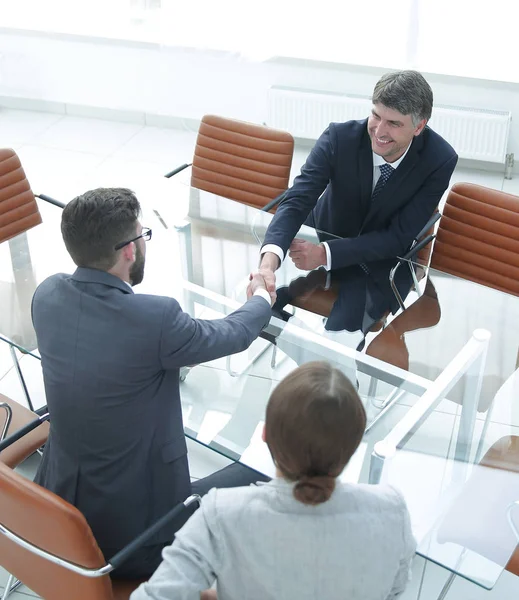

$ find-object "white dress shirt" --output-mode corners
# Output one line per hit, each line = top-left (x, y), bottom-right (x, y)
(261, 144), (411, 271)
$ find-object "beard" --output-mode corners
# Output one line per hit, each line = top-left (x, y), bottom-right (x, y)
(129, 245), (145, 286)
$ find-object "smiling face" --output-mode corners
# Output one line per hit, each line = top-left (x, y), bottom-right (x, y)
(367, 103), (426, 162)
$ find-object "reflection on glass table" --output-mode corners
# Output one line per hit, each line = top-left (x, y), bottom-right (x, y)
(151, 187), (518, 446)
(174, 278), (519, 593)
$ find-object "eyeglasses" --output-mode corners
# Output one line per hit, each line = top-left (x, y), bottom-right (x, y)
(114, 227), (152, 251)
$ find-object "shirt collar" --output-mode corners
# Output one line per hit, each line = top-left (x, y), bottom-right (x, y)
(372, 140), (412, 170)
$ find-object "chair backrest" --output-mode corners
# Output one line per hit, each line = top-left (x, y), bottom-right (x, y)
(191, 115), (294, 209)
(430, 183), (519, 296)
(0, 462), (114, 600)
(0, 394), (49, 469)
(0, 148), (42, 244)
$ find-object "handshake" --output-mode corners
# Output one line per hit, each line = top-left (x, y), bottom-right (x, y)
(246, 268), (277, 305)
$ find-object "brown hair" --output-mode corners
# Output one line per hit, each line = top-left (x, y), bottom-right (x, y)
(265, 362), (366, 505)
(61, 188), (140, 270)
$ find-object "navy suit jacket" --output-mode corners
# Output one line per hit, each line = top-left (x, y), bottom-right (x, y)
(263, 119), (457, 330)
(32, 268), (271, 553)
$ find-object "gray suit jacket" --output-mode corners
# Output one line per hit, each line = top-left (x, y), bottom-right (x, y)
(32, 268), (271, 551)
(131, 479), (416, 600)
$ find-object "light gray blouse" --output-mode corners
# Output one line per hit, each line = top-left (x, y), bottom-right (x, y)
(131, 479), (416, 600)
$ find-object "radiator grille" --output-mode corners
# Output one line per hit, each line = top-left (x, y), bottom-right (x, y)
(268, 86), (511, 164)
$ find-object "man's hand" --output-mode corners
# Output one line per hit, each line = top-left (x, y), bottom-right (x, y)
(258, 251), (279, 302)
(247, 272), (276, 304)
(289, 239), (327, 271)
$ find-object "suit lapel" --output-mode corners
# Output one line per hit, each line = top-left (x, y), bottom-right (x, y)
(362, 133), (424, 230)
(358, 130), (374, 217)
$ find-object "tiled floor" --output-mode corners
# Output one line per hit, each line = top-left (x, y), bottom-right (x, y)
(1, 107), (519, 600)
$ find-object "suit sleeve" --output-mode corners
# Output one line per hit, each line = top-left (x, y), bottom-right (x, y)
(326, 153), (458, 269)
(159, 295), (271, 370)
(261, 125), (336, 258)
(130, 490), (221, 600)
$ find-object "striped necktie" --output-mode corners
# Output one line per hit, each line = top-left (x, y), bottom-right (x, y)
(360, 163), (395, 276)
(372, 163), (394, 201)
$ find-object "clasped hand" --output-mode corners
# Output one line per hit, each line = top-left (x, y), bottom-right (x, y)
(289, 239), (326, 271)
(246, 271), (277, 304)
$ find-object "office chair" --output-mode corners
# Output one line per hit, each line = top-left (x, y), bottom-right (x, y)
(0, 148), (64, 410)
(0, 426), (200, 600)
(165, 114), (294, 211)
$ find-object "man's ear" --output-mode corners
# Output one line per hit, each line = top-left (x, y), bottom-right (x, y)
(261, 423), (266, 443)
(414, 118), (427, 136)
(122, 242), (135, 262)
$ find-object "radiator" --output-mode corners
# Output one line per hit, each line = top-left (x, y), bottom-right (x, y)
(268, 86), (512, 164)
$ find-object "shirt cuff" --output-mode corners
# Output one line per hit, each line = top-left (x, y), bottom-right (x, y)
(322, 242), (332, 271)
(253, 288), (272, 306)
(260, 244), (284, 266)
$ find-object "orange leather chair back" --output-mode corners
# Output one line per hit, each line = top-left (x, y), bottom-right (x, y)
(191, 115), (294, 209)
(0, 462), (114, 600)
(0, 394), (49, 469)
(430, 183), (519, 296)
(0, 148), (42, 244)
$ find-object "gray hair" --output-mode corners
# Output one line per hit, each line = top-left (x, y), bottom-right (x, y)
(372, 70), (433, 126)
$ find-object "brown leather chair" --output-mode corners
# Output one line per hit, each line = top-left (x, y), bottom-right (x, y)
(434, 435), (519, 598)
(165, 114), (294, 210)
(374, 182), (519, 380)
(430, 182), (519, 297)
(0, 393), (49, 469)
(0, 460), (200, 600)
(0, 148), (64, 410)
(0, 148), (42, 244)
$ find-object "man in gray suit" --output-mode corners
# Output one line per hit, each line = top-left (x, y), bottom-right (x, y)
(32, 188), (273, 579)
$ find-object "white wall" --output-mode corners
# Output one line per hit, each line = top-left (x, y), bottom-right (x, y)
(1, 29), (519, 169)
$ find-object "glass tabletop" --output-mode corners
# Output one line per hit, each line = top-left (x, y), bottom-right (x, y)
(2, 182), (519, 591)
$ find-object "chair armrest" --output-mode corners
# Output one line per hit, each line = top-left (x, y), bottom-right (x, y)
(388, 234), (435, 311)
(0, 413), (50, 453)
(36, 194), (65, 209)
(413, 210), (441, 244)
(0, 334), (41, 360)
(401, 233), (436, 262)
(261, 190), (288, 213)
(387, 210), (441, 311)
(164, 163), (192, 178)
(108, 494), (201, 570)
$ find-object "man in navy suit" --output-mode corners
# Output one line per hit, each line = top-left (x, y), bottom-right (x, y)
(259, 70), (458, 332)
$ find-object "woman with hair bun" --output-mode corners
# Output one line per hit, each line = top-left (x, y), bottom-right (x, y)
(132, 362), (416, 600)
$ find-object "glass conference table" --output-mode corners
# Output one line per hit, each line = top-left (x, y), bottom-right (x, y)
(2, 181), (519, 593)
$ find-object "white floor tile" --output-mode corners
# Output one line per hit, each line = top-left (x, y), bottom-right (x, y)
(501, 176), (519, 196)
(448, 167), (504, 191)
(15, 144), (106, 201)
(32, 115), (143, 156)
(0, 109), (63, 147)
(113, 126), (197, 166)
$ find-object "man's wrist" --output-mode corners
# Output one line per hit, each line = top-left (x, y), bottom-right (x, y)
(260, 251), (280, 272)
